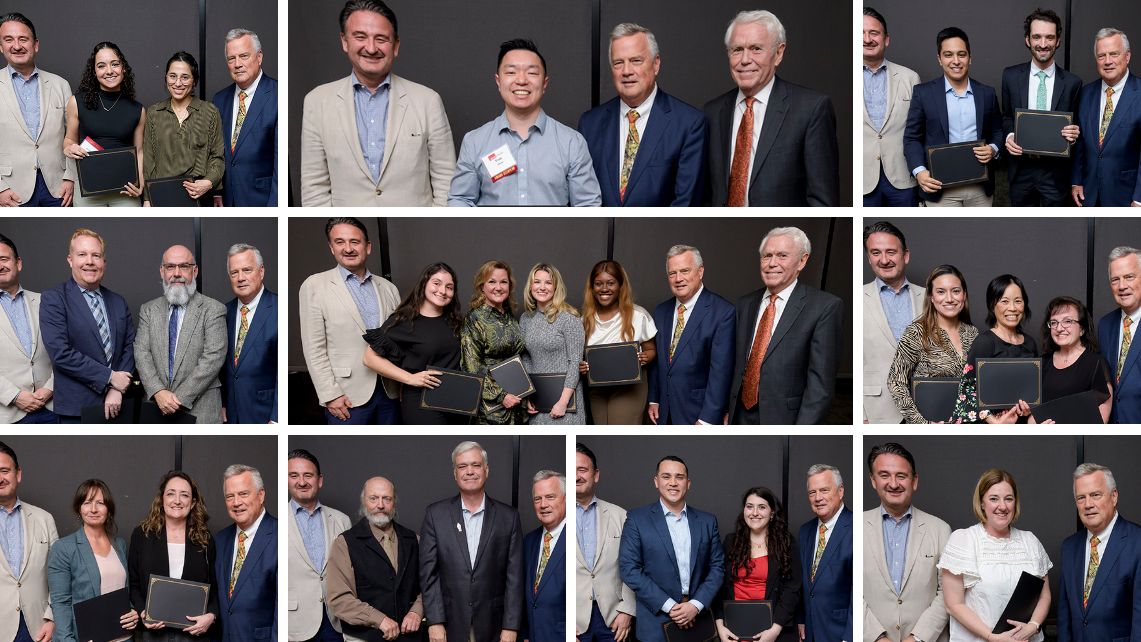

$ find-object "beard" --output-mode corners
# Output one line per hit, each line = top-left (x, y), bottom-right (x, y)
(163, 279), (197, 306)
(364, 508), (394, 528)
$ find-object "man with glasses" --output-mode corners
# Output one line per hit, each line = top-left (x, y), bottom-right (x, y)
(1099, 246), (1141, 422)
(134, 244), (227, 423)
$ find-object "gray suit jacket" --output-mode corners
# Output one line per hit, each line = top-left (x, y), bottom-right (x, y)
(575, 498), (635, 634)
(287, 503), (351, 641)
(0, 500), (58, 642)
(134, 293), (227, 423)
(863, 61), (920, 193)
(863, 281), (925, 424)
(0, 290), (54, 422)
(0, 68), (76, 201)
(863, 506), (950, 642)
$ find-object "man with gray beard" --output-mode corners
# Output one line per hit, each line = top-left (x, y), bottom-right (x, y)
(133, 244), (227, 422)
(327, 476), (424, 642)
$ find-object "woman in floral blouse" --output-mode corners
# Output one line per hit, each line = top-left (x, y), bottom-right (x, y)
(461, 260), (528, 424)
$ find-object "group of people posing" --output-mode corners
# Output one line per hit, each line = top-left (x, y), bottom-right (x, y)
(0, 12), (276, 207)
(299, 217), (844, 425)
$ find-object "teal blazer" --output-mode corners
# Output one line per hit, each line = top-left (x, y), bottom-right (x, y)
(47, 528), (130, 642)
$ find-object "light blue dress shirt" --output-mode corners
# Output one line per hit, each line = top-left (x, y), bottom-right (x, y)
(337, 265), (381, 330)
(577, 498), (598, 572)
(462, 495), (487, 569)
(864, 63), (889, 132)
(352, 71), (390, 184)
(881, 505), (912, 595)
(0, 500), (24, 577)
(876, 277), (914, 342)
(659, 499), (704, 614)
(291, 499), (327, 571)
(945, 77), (978, 144)
(0, 287), (33, 357)
(8, 65), (40, 139)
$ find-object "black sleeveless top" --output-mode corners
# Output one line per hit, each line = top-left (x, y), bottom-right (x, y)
(77, 90), (143, 150)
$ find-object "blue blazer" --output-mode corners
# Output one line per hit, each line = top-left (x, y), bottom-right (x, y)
(212, 75), (277, 206)
(797, 508), (852, 642)
(1099, 309), (1141, 423)
(647, 289), (736, 424)
(1071, 73), (1141, 206)
(1057, 515), (1141, 642)
(904, 76), (1004, 202)
(577, 88), (706, 206)
(39, 280), (135, 417)
(222, 289), (278, 423)
(47, 529), (130, 642)
(522, 526), (565, 642)
(619, 501), (725, 642)
(215, 513), (277, 642)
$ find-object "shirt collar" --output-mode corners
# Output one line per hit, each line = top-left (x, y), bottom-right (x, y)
(879, 504), (912, 523)
(546, 518), (567, 541)
(239, 286), (265, 312)
(944, 76), (974, 96)
(237, 71), (263, 97)
(338, 264), (374, 284)
(0, 499), (22, 515)
(0, 286), (25, 302)
(577, 496), (598, 512)
(239, 509), (267, 538)
(764, 279), (798, 302)
(289, 498), (323, 515)
(620, 85), (658, 118)
(1030, 61), (1056, 78)
(819, 504), (844, 530)
(863, 59), (887, 74)
(7, 65), (38, 81)
(494, 109), (548, 135)
(737, 75), (776, 107)
(462, 494), (487, 515)
(676, 284), (704, 310)
(351, 70), (391, 94)
(1103, 75), (1128, 94)
(1089, 511), (1119, 542)
(157, 97), (201, 114)
(659, 498), (687, 517)
(74, 279), (102, 296)
(875, 276), (911, 294)
(1123, 307), (1141, 325)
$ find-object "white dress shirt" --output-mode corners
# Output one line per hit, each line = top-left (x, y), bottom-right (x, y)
(747, 280), (797, 353)
(232, 286), (265, 351)
(230, 508), (267, 569)
(229, 71), (263, 144)
(618, 85), (658, 170)
(728, 77), (776, 192)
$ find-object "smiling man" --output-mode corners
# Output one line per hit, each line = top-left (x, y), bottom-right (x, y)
(213, 28), (277, 206)
(575, 443), (634, 642)
(1099, 246), (1141, 422)
(728, 226), (843, 424)
(449, 38), (600, 206)
(799, 464), (852, 642)
(222, 243), (277, 424)
(863, 7), (919, 207)
(216, 464), (277, 642)
(523, 471), (566, 642)
(0, 233), (56, 423)
(0, 441), (58, 642)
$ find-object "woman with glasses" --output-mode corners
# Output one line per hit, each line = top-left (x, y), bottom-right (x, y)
(1037, 296), (1112, 422)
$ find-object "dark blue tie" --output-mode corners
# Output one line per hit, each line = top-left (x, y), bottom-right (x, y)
(168, 305), (180, 381)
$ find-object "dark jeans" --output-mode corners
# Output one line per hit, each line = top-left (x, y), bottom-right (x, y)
(58, 414), (82, 424)
(304, 608), (345, 642)
(1009, 165), (1068, 206)
(19, 170), (64, 207)
(863, 166), (917, 207)
(324, 381), (399, 425)
(16, 408), (60, 423)
(14, 615), (34, 642)
(579, 601), (618, 642)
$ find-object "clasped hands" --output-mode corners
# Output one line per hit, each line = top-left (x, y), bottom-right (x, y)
(668, 601), (699, 629)
(104, 370), (132, 419)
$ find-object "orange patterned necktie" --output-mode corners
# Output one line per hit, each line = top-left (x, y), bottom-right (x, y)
(232, 90), (247, 152)
(742, 294), (778, 409)
(234, 305), (249, 366)
(1084, 535), (1100, 608)
(534, 531), (552, 594)
(1100, 87), (1115, 146)
(619, 110), (640, 201)
(669, 304), (686, 362)
(810, 522), (827, 581)
(1117, 317), (1132, 383)
(229, 530), (247, 598)
(727, 97), (755, 206)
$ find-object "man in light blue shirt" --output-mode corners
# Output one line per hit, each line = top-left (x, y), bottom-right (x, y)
(0, 440), (59, 642)
(0, 233), (55, 423)
(449, 38), (601, 206)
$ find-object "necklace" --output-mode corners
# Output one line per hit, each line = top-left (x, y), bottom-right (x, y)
(98, 91), (121, 112)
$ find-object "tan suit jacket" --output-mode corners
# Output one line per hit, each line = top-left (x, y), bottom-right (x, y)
(0, 500), (58, 641)
(863, 61), (920, 194)
(300, 74), (456, 207)
(0, 68), (76, 200)
(863, 281), (925, 423)
(0, 290), (53, 423)
(863, 506), (950, 642)
(288, 502), (352, 641)
(299, 267), (400, 407)
(575, 497), (635, 634)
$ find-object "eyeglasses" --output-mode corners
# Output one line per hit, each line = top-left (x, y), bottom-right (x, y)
(162, 263), (196, 272)
(1047, 318), (1078, 329)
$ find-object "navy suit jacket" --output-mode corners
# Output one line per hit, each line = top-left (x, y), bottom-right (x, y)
(904, 76), (1004, 202)
(39, 280), (135, 417)
(577, 88), (706, 205)
(797, 508), (852, 642)
(647, 288), (736, 424)
(522, 527), (565, 642)
(213, 75), (277, 206)
(1099, 308), (1141, 423)
(1057, 515), (1141, 642)
(222, 289), (277, 423)
(1072, 73), (1141, 206)
(619, 501), (725, 642)
(216, 512), (277, 642)
(1000, 62), (1083, 191)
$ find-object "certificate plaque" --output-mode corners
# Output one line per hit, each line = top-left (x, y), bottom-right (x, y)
(530, 373), (577, 413)
(910, 377), (961, 423)
(584, 342), (642, 386)
(723, 600), (774, 639)
(74, 587), (131, 642)
(927, 141), (988, 187)
(420, 367), (483, 417)
(992, 572), (1045, 633)
(487, 355), (534, 399)
(1014, 109), (1073, 157)
(976, 357), (1042, 409)
(145, 575), (210, 629)
(145, 176), (199, 207)
(662, 608), (717, 642)
(77, 147), (139, 197)
(1029, 389), (1109, 424)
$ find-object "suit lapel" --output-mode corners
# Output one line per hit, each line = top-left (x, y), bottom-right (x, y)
(26, 292), (42, 357)
(0, 73), (33, 142)
(75, 527), (102, 593)
(336, 78), (374, 182)
(865, 511), (893, 592)
(972, 82), (987, 139)
(1121, 320), (1141, 384)
(219, 84), (235, 155)
(900, 511), (926, 591)
(650, 506), (680, 577)
(0, 293), (22, 352)
(670, 294), (710, 370)
(626, 92), (669, 197)
(473, 497), (495, 571)
(393, 527), (414, 593)
(1103, 75), (1140, 145)
(451, 496), (474, 570)
(379, 76), (406, 183)
(69, 283), (108, 361)
(750, 79), (788, 184)
(762, 284), (806, 366)
(234, 79), (274, 155)
(328, 270), (367, 332)
(287, 510), (317, 574)
(686, 510), (701, 579)
(536, 529), (565, 595)
(172, 297), (203, 382)
(236, 292), (273, 370)
(233, 516), (274, 597)
(716, 93), (735, 175)
(1050, 69), (1066, 110)
(591, 503), (607, 569)
(1017, 65), (1031, 110)
(865, 283), (895, 346)
(600, 101), (621, 201)
(1087, 521), (1127, 609)
(935, 82), (951, 143)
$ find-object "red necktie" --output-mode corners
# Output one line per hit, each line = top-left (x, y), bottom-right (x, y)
(742, 294), (777, 409)
(727, 97), (755, 206)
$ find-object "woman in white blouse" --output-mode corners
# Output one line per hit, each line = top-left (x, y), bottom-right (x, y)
(578, 260), (657, 424)
(938, 469), (1051, 642)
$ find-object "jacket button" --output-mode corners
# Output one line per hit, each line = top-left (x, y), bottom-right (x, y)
(897, 599), (902, 604)
(375, 188), (383, 195)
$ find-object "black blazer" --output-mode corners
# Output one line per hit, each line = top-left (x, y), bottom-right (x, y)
(128, 525), (221, 641)
(1000, 62), (1083, 190)
(713, 533), (802, 642)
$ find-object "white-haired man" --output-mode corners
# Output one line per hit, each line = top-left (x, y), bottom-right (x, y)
(213, 27), (277, 206)
(1100, 246), (1141, 422)
(799, 464), (852, 642)
(217, 464), (277, 642)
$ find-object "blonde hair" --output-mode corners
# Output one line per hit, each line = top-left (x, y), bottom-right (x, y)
(70, 228), (106, 255)
(524, 263), (580, 323)
(971, 468), (1020, 524)
(469, 260), (515, 314)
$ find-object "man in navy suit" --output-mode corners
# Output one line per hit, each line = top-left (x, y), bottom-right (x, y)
(1057, 463), (1141, 642)
(39, 228), (134, 422)
(523, 471), (566, 642)
(222, 243), (276, 424)
(1099, 246), (1141, 423)
(797, 464), (852, 642)
(1071, 28), (1141, 207)
(647, 245), (735, 425)
(619, 455), (724, 642)
(1001, 9), (1083, 206)
(212, 28), (277, 206)
(217, 464), (277, 642)
(904, 27), (1003, 206)
(578, 23), (705, 206)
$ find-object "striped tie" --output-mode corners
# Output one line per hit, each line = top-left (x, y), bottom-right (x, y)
(234, 305), (250, 366)
(1118, 317), (1133, 383)
(84, 290), (112, 361)
(534, 531), (552, 594)
(1084, 535), (1100, 608)
(810, 522), (827, 581)
(229, 530), (247, 598)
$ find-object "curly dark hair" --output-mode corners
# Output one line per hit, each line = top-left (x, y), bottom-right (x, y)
(725, 487), (793, 588)
(79, 42), (136, 111)
(388, 262), (463, 335)
(139, 471), (211, 550)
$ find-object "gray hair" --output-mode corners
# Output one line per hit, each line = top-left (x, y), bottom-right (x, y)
(223, 464), (264, 491)
(807, 463), (843, 488)
(666, 244), (703, 268)
(1108, 246), (1141, 264)
(532, 470), (566, 495)
(451, 441), (488, 467)
(227, 242), (264, 268)
(724, 10), (787, 49)
(225, 28), (262, 53)
(760, 226), (811, 257)
(1094, 28), (1131, 53)
(1074, 462), (1117, 492)
(610, 22), (659, 59)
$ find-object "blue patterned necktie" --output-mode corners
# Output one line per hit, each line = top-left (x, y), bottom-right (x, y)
(84, 290), (112, 361)
(168, 305), (181, 381)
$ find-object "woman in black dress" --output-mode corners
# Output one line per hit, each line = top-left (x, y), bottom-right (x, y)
(1035, 296), (1112, 422)
(363, 262), (464, 424)
(63, 42), (144, 206)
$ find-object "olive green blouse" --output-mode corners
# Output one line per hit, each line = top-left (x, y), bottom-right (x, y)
(142, 97), (224, 186)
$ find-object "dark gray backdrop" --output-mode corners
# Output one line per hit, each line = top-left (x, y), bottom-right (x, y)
(1, 435), (277, 538)
(287, 0), (853, 205)
(287, 435), (564, 533)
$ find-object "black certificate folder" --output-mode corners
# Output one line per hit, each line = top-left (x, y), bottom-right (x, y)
(75, 587), (131, 642)
(723, 600), (773, 639)
(145, 575), (209, 629)
(77, 147), (138, 196)
(584, 342), (641, 386)
(992, 572), (1045, 634)
(146, 176), (199, 207)
(487, 355), (534, 398)
(531, 373), (577, 413)
(911, 377), (960, 423)
(976, 357), (1043, 409)
(1015, 109), (1073, 156)
(927, 141), (988, 187)
(420, 367), (482, 417)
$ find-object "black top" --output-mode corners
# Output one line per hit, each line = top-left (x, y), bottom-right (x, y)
(1043, 348), (1111, 402)
(968, 329), (1039, 365)
(365, 314), (462, 425)
(127, 525), (220, 642)
(77, 90), (143, 150)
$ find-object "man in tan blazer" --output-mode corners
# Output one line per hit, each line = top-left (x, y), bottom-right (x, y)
(299, 217), (400, 424)
(0, 13), (76, 207)
(862, 8), (919, 207)
(287, 449), (351, 642)
(0, 234), (55, 423)
(864, 443), (949, 642)
(863, 222), (924, 424)
(300, 0), (455, 207)
(575, 443), (634, 641)
(0, 440), (58, 642)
